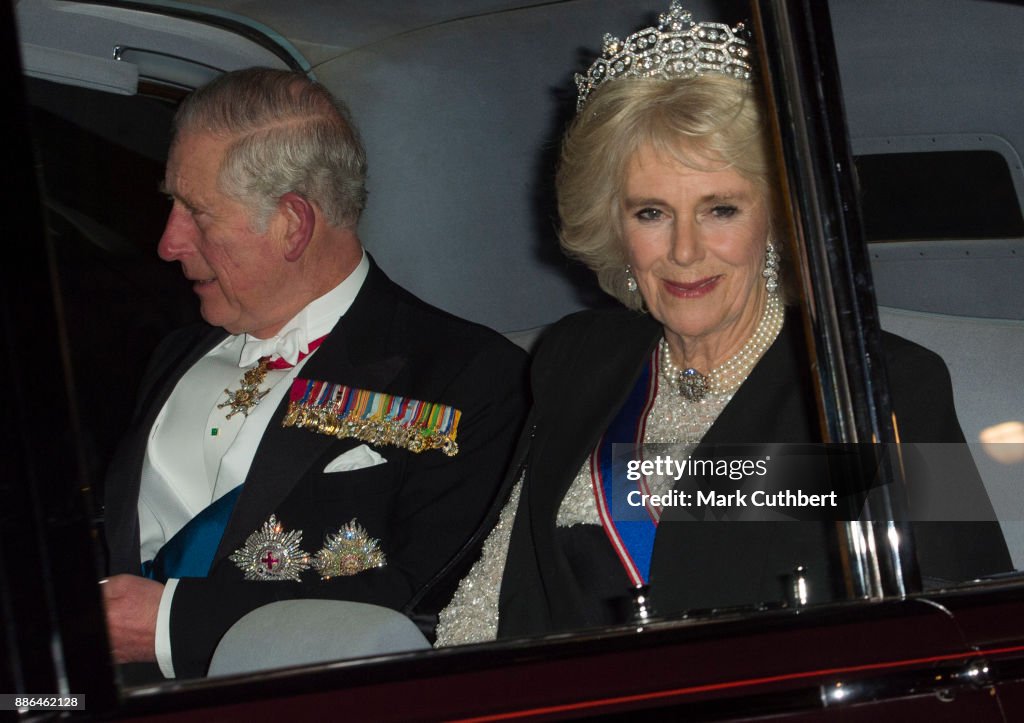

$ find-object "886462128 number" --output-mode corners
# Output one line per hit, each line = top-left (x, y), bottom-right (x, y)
(2, 695), (85, 710)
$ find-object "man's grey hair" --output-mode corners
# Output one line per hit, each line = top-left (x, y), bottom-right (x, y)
(173, 67), (367, 230)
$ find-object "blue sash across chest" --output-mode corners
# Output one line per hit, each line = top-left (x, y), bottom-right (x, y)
(590, 353), (660, 586)
(141, 485), (242, 582)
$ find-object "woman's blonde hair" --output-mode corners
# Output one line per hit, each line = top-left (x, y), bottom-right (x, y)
(557, 74), (776, 309)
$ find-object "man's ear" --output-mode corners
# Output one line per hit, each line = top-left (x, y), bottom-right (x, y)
(279, 192), (315, 262)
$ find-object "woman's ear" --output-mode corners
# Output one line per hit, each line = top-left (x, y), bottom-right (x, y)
(279, 192), (316, 262)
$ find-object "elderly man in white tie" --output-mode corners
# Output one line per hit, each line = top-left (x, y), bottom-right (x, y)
(101, 67), (527, 679)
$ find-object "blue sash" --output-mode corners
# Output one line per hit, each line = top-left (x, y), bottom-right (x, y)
(592, 355), (659, 585)
(141, 485), (243, 582)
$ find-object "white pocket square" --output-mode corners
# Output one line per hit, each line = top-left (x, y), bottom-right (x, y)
(323, 444), (387, 473)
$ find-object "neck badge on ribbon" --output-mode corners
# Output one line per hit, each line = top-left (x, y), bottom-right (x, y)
(219, 335), (329, 419)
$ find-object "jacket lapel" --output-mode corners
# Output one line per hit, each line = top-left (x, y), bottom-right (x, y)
(649, 310), (825, 613)
(138, 326), (228, 427)
(529, 312), (662, 529)
(512, 312), (660, 630)
(213, 262), (408, 562)
(700, 308), (816, 445)
(106, 324), (226, 572)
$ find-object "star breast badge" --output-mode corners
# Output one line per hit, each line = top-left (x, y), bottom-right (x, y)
(312, 519), (387, 579)
(230, 515), (311, 582)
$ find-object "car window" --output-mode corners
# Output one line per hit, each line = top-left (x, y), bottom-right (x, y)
(26, 77), (198, 494)
(831, 0), (1024, 575)
(11, 0), (1024, 715)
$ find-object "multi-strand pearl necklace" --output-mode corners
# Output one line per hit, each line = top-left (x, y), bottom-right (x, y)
(659, 292), (785, 401)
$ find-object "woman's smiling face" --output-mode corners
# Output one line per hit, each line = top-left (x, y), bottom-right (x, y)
(622, 144), (771, 361)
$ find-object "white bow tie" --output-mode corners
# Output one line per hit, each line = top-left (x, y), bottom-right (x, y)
(238, 327), (309, 368)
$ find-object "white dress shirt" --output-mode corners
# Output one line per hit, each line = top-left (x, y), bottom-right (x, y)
(142, 251), (369, 677)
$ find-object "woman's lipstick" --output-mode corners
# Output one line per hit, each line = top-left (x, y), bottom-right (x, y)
(662, 275), (721, 299)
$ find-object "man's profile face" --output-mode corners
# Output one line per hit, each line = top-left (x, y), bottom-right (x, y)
(158, 132), (293, 339)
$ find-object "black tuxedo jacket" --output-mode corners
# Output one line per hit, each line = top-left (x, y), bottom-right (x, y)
(104, 260), (528, 677)
(497, 307), (1010, 638)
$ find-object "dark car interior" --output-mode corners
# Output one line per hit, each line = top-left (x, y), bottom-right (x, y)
(7, 0), (1024, 717)
(18, 0), (1024, 564)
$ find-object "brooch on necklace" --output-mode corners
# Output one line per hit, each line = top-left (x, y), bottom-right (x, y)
(677, 367), (711, 401)
(660, 339), (711, 401)
(659, 292), (785, 402)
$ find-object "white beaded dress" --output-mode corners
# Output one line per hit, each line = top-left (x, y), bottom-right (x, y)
(435, 295), (784, 646)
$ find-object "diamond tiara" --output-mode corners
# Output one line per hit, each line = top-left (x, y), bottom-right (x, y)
(574, 1), (753, 111)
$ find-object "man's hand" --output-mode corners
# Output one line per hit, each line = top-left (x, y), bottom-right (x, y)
(101, 575), (164, 663)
